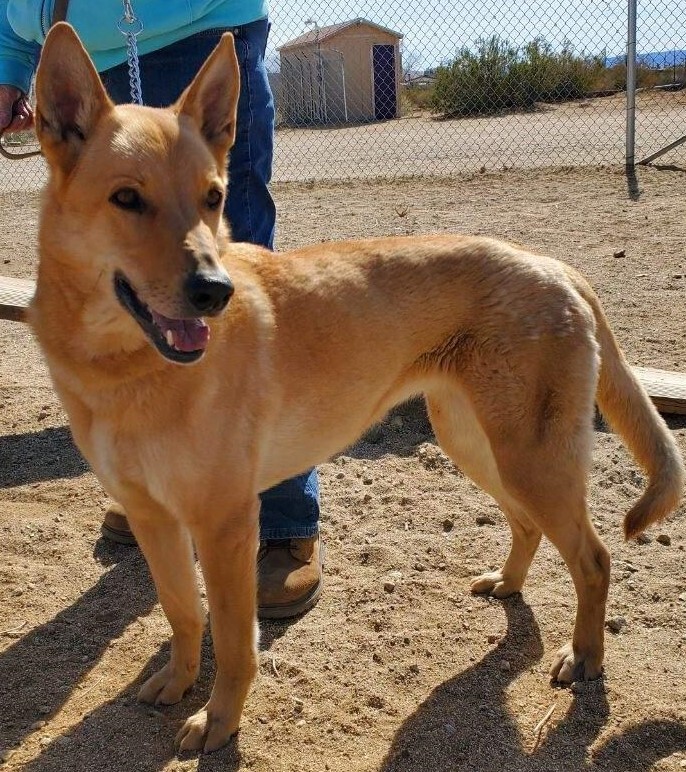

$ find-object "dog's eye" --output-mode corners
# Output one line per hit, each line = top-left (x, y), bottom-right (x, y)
(205, 188), (223, 210)
(110, 187), (146, 213)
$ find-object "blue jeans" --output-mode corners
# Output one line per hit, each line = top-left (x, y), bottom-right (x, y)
(101, 20), (319, 540)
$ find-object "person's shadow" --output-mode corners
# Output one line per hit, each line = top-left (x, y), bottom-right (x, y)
(380, 599), (686, 771)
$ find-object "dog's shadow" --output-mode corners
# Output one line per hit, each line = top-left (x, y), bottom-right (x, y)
(345, 398), (434, 463)
(0, 425), (89, 488)
(380, 599), (686, 771)
(1, 539), (246, 772)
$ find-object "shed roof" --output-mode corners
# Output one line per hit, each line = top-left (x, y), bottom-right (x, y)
(278, 17), (403, 51)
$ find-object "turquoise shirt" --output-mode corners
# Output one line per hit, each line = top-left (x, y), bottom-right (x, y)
(1, 0), (268, 92)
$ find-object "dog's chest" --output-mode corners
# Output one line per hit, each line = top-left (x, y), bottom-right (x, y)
(87, 418), (197, 517)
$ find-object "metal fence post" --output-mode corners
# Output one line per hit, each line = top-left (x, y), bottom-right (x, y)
(626, 0), (637, 168)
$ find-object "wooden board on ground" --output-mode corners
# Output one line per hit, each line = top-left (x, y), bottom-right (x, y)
(633, 366), (686, 416)
(0, 276), (34, 322)
(0, 275), (685, 414)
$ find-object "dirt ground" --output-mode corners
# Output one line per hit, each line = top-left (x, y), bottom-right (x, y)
(0, 165), (685, 772)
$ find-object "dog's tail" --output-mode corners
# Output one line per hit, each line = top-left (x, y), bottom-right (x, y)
(574, 274), (684, 539)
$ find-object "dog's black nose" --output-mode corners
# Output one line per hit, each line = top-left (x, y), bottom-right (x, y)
(185, 272), (234, 315)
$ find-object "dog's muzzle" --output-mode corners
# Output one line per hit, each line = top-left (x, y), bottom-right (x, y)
(114, 271), (233, 365)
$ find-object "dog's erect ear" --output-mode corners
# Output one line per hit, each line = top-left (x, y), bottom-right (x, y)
(35, 22), (113, 175)
(175, 33), (240, 161)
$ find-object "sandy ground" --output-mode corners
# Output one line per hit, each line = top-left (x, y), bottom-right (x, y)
(0, 165), (685, 771)
(3, 90), (686, 192)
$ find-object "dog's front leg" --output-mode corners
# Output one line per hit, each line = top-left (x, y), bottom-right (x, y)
(175, 498), (260, 753)
(125, 504), (205, 706)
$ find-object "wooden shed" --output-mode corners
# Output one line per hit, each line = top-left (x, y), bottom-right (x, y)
(278, 18), (403, 125)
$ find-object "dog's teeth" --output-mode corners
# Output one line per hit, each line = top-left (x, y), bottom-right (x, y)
(166, 330), (174, 348)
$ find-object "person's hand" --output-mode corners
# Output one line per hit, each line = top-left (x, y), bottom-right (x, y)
(0, 85), (34, 133)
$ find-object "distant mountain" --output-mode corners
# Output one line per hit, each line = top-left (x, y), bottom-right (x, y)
(605, 49), (686, 68)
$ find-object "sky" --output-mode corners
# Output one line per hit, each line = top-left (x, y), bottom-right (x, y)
(268, 1), (686, 71)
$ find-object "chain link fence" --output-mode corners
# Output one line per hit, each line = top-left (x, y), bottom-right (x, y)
(2, 1), (686, 191)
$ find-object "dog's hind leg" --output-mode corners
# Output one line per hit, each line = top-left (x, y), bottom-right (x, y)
(501, 467), (610, 682)
(469, 505), (542, 598)
(485, 410), (610, 682)
(426, 387), (542, 598)
(125, 502), (205, 706)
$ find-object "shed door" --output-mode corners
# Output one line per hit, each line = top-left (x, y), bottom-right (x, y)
(372, 44), (396, 120)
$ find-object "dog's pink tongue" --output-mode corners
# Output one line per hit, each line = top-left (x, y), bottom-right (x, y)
(151, 311), (210, 352)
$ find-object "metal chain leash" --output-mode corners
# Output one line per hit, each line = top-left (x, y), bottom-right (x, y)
(117, 0), (144, 105)
(1, 0), (145, 160)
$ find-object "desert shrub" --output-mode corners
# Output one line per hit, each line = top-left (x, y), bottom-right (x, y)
(431, 36), (604, 118)
(402, 84), (435, 112)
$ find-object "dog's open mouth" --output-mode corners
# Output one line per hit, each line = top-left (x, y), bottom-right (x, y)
(114, 273), (209, 364)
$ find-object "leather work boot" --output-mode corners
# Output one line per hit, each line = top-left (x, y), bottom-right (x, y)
(258, 535), (324, 619)
(101, 504), (137, 545)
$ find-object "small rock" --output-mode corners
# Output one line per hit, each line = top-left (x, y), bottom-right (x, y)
(293, 698), (304, 714)
(388, 570), (403, 582)
(476, 515), (496, 526)
(0, 750), (12, 763)
(295, 719), (306, 727)
(383, 581), (396, 593)
(498, 660), (511, 672)
(413, 562), (426, 572)
(656, 534), (671, 546)
(678, 593), (686, 603)
(31, 720), (47, 730)
(442, 518), (454, 532)
(257, 716), (269, 724)
(372, 652), (383, 663)
(612, 249), (626, 258)
(636, 533), (652, 545)
(39, 736), (52, 747)
(571, 681), (587, 694)
(38, 706), (51, 715)
(606, 616), (626, 634)
(487, 634), (500, 644)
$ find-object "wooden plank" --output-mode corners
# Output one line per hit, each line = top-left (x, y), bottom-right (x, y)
(0, 274), (684, 414)
(633, 366), (686, 415)
(0, 276), (35, 322)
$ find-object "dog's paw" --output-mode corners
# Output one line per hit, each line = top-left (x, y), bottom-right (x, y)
(138, 661), (198, 706)
(175, 705), (238, 754)
(550, 642), (603, 683)
(470, 570), (521, 599)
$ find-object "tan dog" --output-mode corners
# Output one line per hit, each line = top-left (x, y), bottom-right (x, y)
(31, 24), (683, 753)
